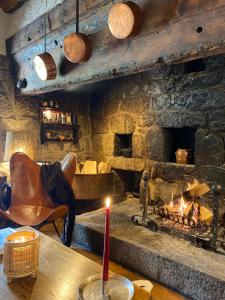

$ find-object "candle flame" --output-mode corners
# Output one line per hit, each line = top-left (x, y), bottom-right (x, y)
(13, 235), (27, 243)
(106, 197), (110, 208)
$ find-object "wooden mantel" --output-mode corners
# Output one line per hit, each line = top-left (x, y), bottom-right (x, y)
(6, 0), (225, 95)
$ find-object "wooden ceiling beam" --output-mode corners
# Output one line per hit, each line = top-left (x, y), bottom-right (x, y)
(6, 0), (225, 95)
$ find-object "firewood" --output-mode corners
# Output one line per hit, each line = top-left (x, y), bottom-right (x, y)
(83, 161), (97, 174)
(98, 162), (111, 174)
(199, 206), (213, 223)
(182, 183), (210, 200)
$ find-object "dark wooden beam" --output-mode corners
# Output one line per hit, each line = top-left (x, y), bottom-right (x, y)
(6, 0), (225, 95)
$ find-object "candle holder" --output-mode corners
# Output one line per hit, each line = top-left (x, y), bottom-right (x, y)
(3, 231), (40, 282)
(78, 273), (134, 300)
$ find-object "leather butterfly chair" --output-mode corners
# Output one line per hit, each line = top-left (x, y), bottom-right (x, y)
(0, 152), (76, 235)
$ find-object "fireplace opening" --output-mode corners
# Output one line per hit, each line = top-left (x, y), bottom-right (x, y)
(114, 133), (132, 158)
(116, 170), (141, 194)
(166, 127), (196, 164)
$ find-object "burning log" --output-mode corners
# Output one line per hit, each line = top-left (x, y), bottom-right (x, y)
(161, 182), (212, 227)
(182, 183), (210, 201)
(199, 206), (213, 224)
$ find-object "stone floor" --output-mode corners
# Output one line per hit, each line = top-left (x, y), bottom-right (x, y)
(74, 197), (225, 300)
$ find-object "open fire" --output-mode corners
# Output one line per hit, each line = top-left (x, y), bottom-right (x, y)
(157, 181), (212, 228)
(132, 166), (225, 254)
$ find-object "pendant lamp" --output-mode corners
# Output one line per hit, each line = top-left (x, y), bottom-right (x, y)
(33, 1), (57, 81)
(63, 0), (92, 63)
(108, 1), (142, 39)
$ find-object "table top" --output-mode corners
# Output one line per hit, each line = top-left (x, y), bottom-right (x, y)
(0, 228), (150, 300)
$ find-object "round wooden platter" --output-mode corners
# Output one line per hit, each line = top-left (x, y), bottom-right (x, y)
(63, 33), (92, 63)
(108, 1), (142, 39)
(33, 52), (57, 81)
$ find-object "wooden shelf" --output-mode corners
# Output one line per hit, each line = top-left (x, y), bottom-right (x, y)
(40, 108), (79, 145)
(42, 123), (78, 129)
(45, 138), (74, 143)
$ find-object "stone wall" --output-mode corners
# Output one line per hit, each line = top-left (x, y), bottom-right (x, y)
(36, 96), (91, 162)
(0, 54), (38, 164)
(0, 54), (91, 168)
(90, 54), (225, 167)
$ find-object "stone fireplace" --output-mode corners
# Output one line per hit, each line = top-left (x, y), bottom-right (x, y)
(86, 54), (225, 260)
(1, 0), (225, 298)
(90, 55), (225, 167)
(1, 43), (225, 300)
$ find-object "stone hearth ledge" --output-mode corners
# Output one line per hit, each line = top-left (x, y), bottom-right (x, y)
(73, 198), (225, 300)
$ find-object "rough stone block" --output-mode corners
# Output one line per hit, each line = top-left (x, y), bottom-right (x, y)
(91, 134), (104, 161)
(150, 161), (195, 182)
(155, 111), (206, 128)
(146, 125), (171, 162)
(14, 97), (39, 117)
(0, 69), (7, 80)
(120, 96), (148, 114)
(74, 198), (225, 300)
(109, 113), (135, 134)
(195, 129), (224, 165)
(0, 55), (7, 70)
(0, 82), (7, 96)
(108, 157), (146, 171)
(77, 116), (91, 135)
(132, 134), (144, 158)
(152, 94), (171, 110)
(176, 70), (223, 92)
(103, 134), (114, 156)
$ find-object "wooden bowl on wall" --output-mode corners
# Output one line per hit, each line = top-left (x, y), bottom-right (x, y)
(63, 33), (92, 63)
(108, 1), (142, 39)
(33, 52), (57, 81)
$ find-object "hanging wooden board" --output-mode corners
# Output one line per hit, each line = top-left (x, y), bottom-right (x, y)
(108, 1), (142, 39)
(63, 33), (92, 63)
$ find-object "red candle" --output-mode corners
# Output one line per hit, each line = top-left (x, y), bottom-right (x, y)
(102, 197), (110, 281)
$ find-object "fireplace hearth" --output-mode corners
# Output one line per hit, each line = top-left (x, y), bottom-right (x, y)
(74, 197), (225, 300)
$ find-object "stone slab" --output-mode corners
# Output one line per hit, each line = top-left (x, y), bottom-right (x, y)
(74, 198), (225, 300)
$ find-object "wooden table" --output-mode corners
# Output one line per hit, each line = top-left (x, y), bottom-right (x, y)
(0, 228), (150, 300)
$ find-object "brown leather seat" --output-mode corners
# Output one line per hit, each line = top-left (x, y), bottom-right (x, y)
(0, 152), (76, 226)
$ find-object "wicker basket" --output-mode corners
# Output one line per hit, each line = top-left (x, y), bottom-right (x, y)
(72, 173), (113, 200)
(3, 231), (40, 281)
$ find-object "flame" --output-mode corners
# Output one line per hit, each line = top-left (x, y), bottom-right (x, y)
(192, 203), (199, 223)
(178, 195), (188, 216)
(105, 197), (110, 209)
(167, 193), (188, 216)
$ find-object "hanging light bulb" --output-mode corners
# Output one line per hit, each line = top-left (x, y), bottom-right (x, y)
(34, 1), (57, 81)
